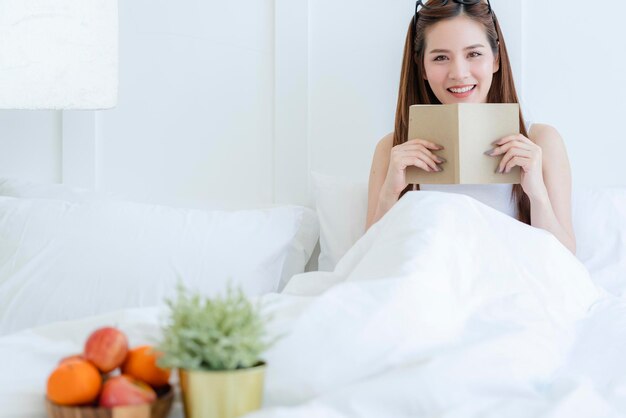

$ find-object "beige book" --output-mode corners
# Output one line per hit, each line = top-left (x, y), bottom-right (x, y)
(406, 103), (521, 184)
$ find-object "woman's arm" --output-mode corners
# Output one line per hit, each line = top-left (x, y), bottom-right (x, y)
(365, 133), (443, 231)
(527, 124), (576, 254)
(492, 123), (576, 254)
(366, 133), (397, 231)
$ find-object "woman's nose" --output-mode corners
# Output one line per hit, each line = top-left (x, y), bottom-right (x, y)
(448, 60), (470, 81)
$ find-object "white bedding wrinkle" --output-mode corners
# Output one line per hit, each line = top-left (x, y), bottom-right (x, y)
(264, 192), (601, 412)
(1, 192), (617, 418)
(312, 173), (626, 299)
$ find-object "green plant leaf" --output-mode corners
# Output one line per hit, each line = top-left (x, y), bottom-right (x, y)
(156, 280), (280, 371)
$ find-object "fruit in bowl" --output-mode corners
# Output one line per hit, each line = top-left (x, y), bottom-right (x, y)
(122, 345), (172, 388)
(99, 375), (157, 408)
(45, 327), (173, 418)
(84, 327), (129, 373)
(47, 359), (102, 406)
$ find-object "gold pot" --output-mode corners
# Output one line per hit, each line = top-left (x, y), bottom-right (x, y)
(178, 362), (266, 418)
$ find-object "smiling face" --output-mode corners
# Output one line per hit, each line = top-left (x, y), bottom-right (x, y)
(422, 14), (499, 104)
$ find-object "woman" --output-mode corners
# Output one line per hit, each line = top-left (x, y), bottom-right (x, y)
(366, 0), (576, 254)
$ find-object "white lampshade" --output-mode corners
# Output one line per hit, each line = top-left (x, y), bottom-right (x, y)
(0, 0), (118, 110)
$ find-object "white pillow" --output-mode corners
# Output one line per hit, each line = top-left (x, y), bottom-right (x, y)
(311, 172), (368, 271)
(0, 178), (319, 289)
(0, 194), (318, 335)
(312, 173), (626, 295)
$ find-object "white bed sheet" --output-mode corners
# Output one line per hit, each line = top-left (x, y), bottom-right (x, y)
(1, 192), (625, 418)
(2, 295), (626, 418)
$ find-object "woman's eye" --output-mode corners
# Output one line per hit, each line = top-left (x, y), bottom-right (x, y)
(433, 52), (481, 62)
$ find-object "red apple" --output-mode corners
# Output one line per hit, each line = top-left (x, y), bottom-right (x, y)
(99, 375), (157, 408)
(84, 327), (129, 373)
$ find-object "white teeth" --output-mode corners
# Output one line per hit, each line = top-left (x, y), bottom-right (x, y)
(449, 85), (475, 93)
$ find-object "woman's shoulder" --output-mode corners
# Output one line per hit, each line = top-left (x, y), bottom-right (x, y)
(527, 123), (568, 170)
(374, 131), (395, 153)
(527, 123), (563, 146)
(379, 131), (394, 146)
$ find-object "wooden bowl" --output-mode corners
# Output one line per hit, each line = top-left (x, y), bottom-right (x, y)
(46, 384), (174, 418)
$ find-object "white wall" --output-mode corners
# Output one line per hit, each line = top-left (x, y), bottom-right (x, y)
(1, 1), (624, 211)
(101, 0), (274, 209)
(1, 0), (275, 210)
(308, 0), (407, 182)
(523, 1), (626, 187)
(0, 111), (61, 183)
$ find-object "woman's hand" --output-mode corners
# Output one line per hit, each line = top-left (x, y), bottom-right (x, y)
(382, 138), (445, 197)
(487, 134), (547, 199)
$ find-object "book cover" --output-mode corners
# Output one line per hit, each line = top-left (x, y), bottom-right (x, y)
(406, 103), (521, 184)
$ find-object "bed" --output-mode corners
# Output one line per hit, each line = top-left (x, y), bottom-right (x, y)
(1, 175), (626, 417)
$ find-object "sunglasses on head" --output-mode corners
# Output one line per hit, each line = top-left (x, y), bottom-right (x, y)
(414, 0), (499, 45)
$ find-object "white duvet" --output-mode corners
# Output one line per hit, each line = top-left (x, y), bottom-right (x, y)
(2, 191), (625, 418)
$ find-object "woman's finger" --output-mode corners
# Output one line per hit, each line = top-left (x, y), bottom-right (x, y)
(498, 148), (532, 172)
(492, 134), (534, 147)
(415, 150), (442, 171)
(489, 140), (533, 157)
(397, 146), (446, 164)
(503, 156), (531, 174)
(405, 138), (444, 150)
(401, 156), (433, 172)
(399, 149), (443, 171)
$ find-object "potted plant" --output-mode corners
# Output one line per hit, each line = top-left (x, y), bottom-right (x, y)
(157, 283), (277, 418)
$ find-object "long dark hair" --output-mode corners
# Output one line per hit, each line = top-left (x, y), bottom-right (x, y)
(394, 0), (530, 224)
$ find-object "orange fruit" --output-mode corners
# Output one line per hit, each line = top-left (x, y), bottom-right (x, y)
(47, 359), (102, 406)
(58, 354), (84, 365)
(121, 345), (171, 388)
